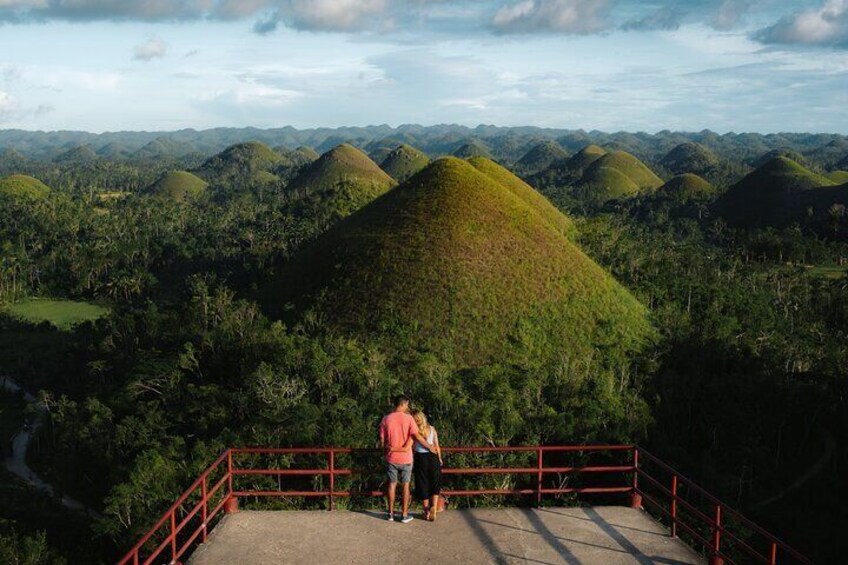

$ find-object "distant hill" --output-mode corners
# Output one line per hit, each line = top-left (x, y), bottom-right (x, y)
(380, 144), (430, 182)
(515, 140), (569, 174)
(467, 156), (576, 239)
(53, 145), (98, 164)
(452, 141), (493, 160)
(656, 173), (715, 204)
(568, 144), (607, 174)
(96, 142), (132, 159)
(0, 147), (28, 170)
(660, 143), (719, 175)
(134, 137), (197, 160)
(576, 151), (663, 204)
(0, 174), (50, 201)
(286, 143), (395, 219)
(270, 157), (653, 367)
(714, 156), (836, 226)
(144, 171), (208, 202)
(195, 141), (284, 183)
(753, 149), (809, 169)
(284, 146), (320, 168)
(826, 171), (848, 184)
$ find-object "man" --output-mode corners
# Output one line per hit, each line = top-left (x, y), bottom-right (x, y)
(379, 395), (434, 523)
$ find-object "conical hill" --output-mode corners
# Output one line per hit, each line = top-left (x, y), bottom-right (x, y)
(380, 144), (430, 182)
(272, 157), (653, 367)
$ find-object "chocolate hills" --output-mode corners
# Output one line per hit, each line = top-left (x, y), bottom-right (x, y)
(285, 143), (396, 219)
(379, 144), (430, 182)
(515, 140), (569, 175)
(660, 142), (719, 175)
(53, 145), (98, 164)
(283, 146), (319, 168)
(144, 171), (208, 201)
(568, 144), (607, 174)
(271, 157), (653, 367)
(714, 156), (836, 226)
(452, 141), (493, 160)
(0, 174), (50, 201)
(657, 173), (715, 204)
(195, 141), (284, 181)
(576, 151), (663, 204)
(467, 157), (576, 239)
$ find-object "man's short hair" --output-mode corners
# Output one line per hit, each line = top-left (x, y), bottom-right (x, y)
(393, 394), (409, 408)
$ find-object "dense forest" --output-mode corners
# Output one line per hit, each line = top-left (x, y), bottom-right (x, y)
(0, 125), (846, 564)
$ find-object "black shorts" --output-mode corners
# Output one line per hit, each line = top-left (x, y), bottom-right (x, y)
(413, 451), (442, 501)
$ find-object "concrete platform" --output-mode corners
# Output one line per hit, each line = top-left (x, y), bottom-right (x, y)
(189, 507), (704, 564)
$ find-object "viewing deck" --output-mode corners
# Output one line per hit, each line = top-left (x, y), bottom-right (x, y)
(118, 446), (811, 565)
(189, 507), (703, 565)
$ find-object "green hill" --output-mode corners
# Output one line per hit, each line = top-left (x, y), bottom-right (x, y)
(467, 156), (576, 239)
(286, 146), (320, 168)
(196, 141), (284, 181)
(452, 141), (493, 160)
(826, 171), (848, 184)
(753, 149), (808, 169)
(656, 173), (715, 204)
(134, 137), (197, 160)
(714, 156), (836, 226)
(516, 140), (569, 174)
(380, 144), (430, 182)
(660, 143), (719, 175)
(271, 157), (653, 368)
(144, 171), (208, 201)
(286, 143), (396, 219)
(576, 151), (663, 204)
(569, 144), (607, 174)
(53, 145), (98, 164)
(0, 147), (27, 169)
(0, 174), (50, 201)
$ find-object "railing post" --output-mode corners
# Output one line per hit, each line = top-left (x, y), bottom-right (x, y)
(630, 447), (642, 508)
(169, 510), (177, 564)
(201, 474), (208, 543)
(710, 504), (724, 565)
(536, 448), (543, 507)
(224, 449), (239, 514)
(329, 450), (335, 511)
(670, 474), (678, 537)
(769, 542), (777, 565)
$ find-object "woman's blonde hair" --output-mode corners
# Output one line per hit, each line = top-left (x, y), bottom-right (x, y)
(412, 409), (430, 436)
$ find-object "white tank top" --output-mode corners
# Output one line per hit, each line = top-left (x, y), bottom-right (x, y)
(414, 427), (436, 453)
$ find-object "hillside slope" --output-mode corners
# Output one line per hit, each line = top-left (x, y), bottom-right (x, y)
(272, 157), (653, 367)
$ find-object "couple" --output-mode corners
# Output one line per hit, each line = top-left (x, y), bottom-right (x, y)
(379, 395), (443, 524)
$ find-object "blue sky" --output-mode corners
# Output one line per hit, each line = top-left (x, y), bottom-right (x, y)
(0, 0), (846, 133)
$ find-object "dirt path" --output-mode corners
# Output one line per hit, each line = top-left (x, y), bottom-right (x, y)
(2, 376), (102, 518)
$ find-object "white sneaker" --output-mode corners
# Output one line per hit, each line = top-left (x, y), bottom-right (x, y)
(400, 515), (413, 524)
(386, 513), (394, 522)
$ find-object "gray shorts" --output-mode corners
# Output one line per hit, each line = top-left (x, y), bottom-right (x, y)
(386, 462), (412, 484)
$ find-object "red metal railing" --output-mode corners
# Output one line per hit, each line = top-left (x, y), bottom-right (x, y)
(117, 445), (811, 565)
(634, 448), (812, 565)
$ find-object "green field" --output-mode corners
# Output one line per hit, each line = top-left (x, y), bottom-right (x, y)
(807, 265), (848, 279)
(3, 299), (108, 330)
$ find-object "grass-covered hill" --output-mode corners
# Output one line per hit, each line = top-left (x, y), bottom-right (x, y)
(714, 156), (836, 226)
(144, 171), (208, 202)
(826, 170), (848, 184)
(660, 142), (720, 175)
(569, 144), (607, 173)
(452, 140), (493, 160)
(285, 143), (396, 219)
(195, 141), (284, 181)
(467, 156), (576, 239)
(0, 174), (50, 201)
(753, 149), (810, 169)
(379, 144), (430, 182)
(515, 140), (569, 175)
(271, 157), (653, 368)
(656, 173), (715, 204)
(576, 150), (663, 204)
(53, 145), (98, 164)
(283, 146), (320, 168)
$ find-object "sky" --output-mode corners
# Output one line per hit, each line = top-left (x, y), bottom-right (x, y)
(0, 0), (846, 134)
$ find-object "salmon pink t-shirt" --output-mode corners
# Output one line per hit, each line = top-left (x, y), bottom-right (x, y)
(379, 411), (419, 465)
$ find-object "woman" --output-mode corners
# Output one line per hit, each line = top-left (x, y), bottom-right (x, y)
(411, 409), (443, 521)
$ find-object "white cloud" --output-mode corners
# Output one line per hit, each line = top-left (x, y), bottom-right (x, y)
(493, 0), (613, 34)
(133, 38), (168, 62)
(757, 0), (848, 47)
(710, 0), (751, 31)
